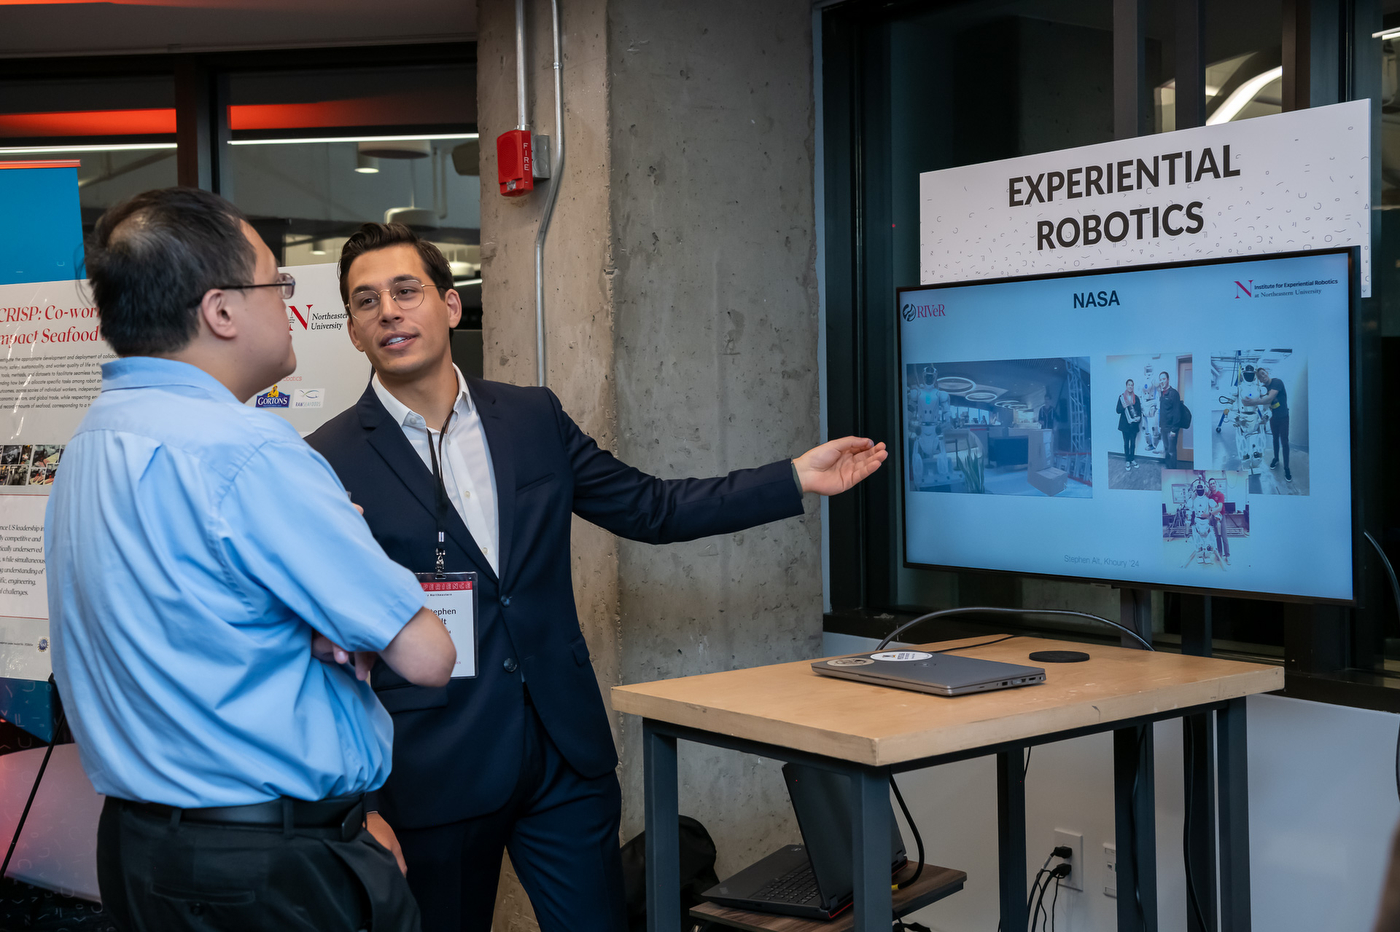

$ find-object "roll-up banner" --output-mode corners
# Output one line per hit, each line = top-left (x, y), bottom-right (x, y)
(921, 99), (1372, 295)
(0, 169), (365, 735)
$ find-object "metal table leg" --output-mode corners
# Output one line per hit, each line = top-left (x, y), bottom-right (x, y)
(1114, 725), (1158, 932)
(1216, 697), (1251, 932)
(997, 748), (1027, 931)
(644, 720), (680, 932)
(850, 767), (893, 932)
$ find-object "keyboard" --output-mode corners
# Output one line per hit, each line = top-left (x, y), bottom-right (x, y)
(751, 862), (820, 905)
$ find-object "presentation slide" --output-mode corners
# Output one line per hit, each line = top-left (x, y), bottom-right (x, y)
(899, 251), (1352, 601)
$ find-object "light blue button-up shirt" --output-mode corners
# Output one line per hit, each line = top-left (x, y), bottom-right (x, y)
(46, 357), (425, 808)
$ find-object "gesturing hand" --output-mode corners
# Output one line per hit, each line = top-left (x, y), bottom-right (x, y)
(311, 632), (377, 682)
(792, 437), (888, 496)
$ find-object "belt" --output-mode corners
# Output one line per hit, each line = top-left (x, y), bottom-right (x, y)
(123, 794), (365, 840)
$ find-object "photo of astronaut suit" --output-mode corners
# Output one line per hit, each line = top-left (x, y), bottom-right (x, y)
(1162, 469), (1248, 570)
(1207, 350), (1308, 496)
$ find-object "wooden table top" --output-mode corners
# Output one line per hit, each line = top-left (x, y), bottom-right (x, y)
(611, 635), (1282, 767)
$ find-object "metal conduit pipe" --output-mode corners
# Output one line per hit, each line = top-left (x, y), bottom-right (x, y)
(534, 0), (563, 387)
(514, 0), (528, 131)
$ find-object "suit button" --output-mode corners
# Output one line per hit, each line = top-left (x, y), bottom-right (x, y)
(500, 595), (511, 606)
(503, 658), (518, 673)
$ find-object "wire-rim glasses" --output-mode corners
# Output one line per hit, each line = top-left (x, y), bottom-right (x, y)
(346, 279), (441, 321)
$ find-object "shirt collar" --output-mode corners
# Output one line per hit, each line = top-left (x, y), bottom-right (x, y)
(101, 356), (240, 403)
(371, 366), (472, 430)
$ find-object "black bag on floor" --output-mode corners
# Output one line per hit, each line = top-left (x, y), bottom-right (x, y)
(620, 816), (721, 932)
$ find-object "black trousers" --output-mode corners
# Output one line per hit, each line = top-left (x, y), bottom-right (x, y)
(395, 701), (627, 932)
(98, 797), (420, 932)
(1120, 428), (1137, 462)
(1272, 416), (1291, 468)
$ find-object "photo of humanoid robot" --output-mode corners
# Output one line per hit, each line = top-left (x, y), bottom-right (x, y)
(1161, 469), (1249, 570)
(1207, 350), (1307, 495)
(903, 358), (1092, 496)
(1105, 353), (1194, 491)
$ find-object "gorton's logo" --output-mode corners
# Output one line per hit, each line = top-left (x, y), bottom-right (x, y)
(255, 385), (290, 408)
(901, 302), (946, 322)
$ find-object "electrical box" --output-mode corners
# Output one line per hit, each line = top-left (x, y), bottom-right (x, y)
(496, 129), (534, 197)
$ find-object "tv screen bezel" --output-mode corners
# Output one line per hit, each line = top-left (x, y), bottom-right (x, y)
(895, 247), (1358, 606)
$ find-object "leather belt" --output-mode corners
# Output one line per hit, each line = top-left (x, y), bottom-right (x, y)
(123, 794), (365, 840)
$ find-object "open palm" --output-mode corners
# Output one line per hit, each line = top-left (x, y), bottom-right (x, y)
(793, 437), (887, 496)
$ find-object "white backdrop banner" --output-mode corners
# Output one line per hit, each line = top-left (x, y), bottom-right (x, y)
(246, 262), (370, 436)
(921, 99), (1373, 295)
(0, 261), (367, 681)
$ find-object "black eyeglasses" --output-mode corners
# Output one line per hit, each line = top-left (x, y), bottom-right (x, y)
(215, 272), (296, 300)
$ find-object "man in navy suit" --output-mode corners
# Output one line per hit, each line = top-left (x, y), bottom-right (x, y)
(306, 223), (886, 932)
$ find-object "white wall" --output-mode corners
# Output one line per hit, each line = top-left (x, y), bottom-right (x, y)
(823, 632), (1400, 932)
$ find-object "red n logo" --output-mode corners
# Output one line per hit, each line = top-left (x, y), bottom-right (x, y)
(288, 305), (311, 329)
(1234, 280), (1252, 299)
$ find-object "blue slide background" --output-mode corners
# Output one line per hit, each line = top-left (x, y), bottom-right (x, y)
(0, 165), (84, 286)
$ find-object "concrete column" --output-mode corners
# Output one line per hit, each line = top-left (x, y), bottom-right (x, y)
(478, 1), (821, 927)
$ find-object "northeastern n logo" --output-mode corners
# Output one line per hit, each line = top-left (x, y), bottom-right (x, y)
(255, 384), (290, 408)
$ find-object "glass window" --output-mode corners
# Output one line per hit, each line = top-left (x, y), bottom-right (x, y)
(221, 64), (482, 327)
(0, 74), (178, 231)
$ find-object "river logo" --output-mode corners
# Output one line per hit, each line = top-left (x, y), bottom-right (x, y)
(901, 302), (947, 322)
(255, 385), (290, 408)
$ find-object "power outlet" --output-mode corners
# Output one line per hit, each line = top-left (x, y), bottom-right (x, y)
(1103, 843), (1117, 898)
(1054, 829), (1083, 891)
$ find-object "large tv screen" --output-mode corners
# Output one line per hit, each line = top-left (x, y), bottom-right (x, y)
(898, 250), (1353, 602)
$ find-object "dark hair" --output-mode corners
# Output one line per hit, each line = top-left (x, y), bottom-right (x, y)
(86, 187), (255, 357)
(337, 223), (453, 307)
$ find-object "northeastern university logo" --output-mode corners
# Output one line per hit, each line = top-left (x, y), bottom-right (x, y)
(255, 385), (290, 408)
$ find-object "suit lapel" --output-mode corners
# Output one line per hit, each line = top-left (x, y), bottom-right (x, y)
(356, 384), (499, 582)
(469, 378), (515, 586)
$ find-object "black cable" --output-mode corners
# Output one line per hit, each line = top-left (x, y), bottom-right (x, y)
(1023, 746), (1032, 780)
(2, 680), (65, 883)
(931, 635), (1020, 654)
(1182, 716), (1209, 932)
(877, 607), (1154, 652)
(889, 775), (924, 890)
(1364, 531), (1400, 805)
(1050, 877), (1062, 932)
(1029, 866), (1063, 932)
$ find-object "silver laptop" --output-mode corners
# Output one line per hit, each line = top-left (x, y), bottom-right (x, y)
(812, 649), (1045, 696)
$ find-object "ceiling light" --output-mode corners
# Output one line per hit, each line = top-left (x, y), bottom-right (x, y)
(964, 390), (998, 402)
(1375, 27), (1400, 40)
(936, 376), (976, 394)
(356, 152), (380, 173)
(0, 142), (176, 155)
(1206, 66), (1283, 125)
(230, 132), (477, 147)
(310, 239), (328, 256)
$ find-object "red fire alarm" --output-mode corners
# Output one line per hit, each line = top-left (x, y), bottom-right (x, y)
(497, 129), (534, 197)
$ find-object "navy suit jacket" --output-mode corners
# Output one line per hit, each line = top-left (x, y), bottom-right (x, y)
(306, 378), (804, 829)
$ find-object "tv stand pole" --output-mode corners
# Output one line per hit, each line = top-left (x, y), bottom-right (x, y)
(1181, 595), (1218, 932)
(1117, 586), (1157, 931)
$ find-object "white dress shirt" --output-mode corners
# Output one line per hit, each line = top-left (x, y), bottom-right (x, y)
(372, 366), (500, 575)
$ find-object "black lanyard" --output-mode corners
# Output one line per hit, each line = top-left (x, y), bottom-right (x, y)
(426, 409), (456, 578)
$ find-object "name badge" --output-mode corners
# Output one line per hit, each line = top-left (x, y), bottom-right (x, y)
(415, 572), (477, 678)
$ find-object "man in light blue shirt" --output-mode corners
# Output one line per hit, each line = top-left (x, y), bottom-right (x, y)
(45, 187), (454, 932)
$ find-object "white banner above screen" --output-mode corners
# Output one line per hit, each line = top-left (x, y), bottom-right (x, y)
(920, 99), (1373, 295)
(0, 261), (367, 682)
